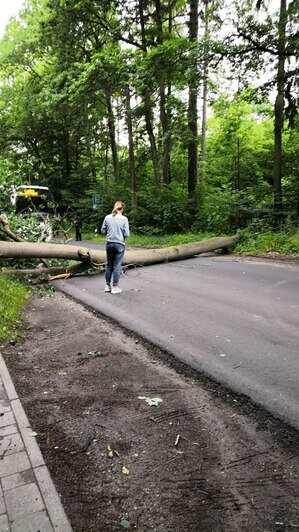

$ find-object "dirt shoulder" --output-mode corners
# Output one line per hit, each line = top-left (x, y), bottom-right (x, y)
(2, 288), (299, 532)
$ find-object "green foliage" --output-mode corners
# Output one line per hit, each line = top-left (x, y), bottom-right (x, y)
(133, 37), (190, 91)
(0, 276), (30, 341)
(193, 184), (276, 233)
(0, 184), (15, 213)
(236, 229), (299, 256)
(131, 182), (191, 234)
(0, 0), (298, 242)
(206, 94), (274, 190)
(9, 213), (42, 242)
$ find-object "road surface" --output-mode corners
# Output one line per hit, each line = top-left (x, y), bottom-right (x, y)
(54, 246), (299, 429)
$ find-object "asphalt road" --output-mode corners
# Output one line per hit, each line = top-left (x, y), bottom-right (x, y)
(54, 244), (299, 429)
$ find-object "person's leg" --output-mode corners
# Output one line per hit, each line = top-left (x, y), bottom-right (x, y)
(105, 243), (115, 285)
(112, 244), (125, 286)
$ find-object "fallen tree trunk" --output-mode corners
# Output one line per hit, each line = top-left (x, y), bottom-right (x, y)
(0, 241), (94, 261)
(0, 236), (238, 272)
(123, 236), (238, 266)
(2, 262), (91, 278)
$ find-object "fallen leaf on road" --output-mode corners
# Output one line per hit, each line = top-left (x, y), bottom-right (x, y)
(107, 444), (119, 458)
(88, 350), (103, 357)
(122, 466), (130, 475)
(138, 396), (163, 407)
(120, 519), (131, 529)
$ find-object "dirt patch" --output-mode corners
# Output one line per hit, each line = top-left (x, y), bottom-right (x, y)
(2, 288), (299, 532)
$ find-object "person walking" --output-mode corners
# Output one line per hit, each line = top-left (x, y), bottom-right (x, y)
(101, 201), (130, 294)
(73, 213), (82, 241)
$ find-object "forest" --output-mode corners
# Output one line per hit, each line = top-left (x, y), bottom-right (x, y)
(0, 0), (298, 236)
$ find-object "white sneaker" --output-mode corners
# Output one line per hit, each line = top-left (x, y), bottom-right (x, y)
(111, 286), (122, 294)
(104, 285), (111, 292)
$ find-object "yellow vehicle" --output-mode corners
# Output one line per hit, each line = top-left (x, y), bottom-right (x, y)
(15, 185), (50, 217)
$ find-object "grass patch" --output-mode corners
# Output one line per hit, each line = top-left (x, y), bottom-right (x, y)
(83, 231), (215, 247)
(128, 232), (215, 247)
(0, 276), (31, 342)
(236, 230), (299, 257)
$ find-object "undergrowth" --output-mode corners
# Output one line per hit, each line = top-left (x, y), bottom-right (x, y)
(0, 276), (30, 342)
(236, 230), (299, 257)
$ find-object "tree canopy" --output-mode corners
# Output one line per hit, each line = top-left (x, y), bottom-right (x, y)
(0, 0), (298, 233)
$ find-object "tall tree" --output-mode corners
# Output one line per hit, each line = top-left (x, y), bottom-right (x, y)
(125, 86), (137, 209)
(155, 0), (171, 184)
(105, 89), (120, 183)
(187, 0), (199, 199)
(231, 0), (298, 221)
(273, 0), (287, 221)
(199, 0), (209, 188)
(138, 0), (160, 185)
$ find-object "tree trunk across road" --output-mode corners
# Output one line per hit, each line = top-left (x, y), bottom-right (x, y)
(0, 235), (238, 268)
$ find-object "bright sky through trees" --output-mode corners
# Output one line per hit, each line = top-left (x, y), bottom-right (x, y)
(0, 0), (283, 39)
(0, 0), (25, 38)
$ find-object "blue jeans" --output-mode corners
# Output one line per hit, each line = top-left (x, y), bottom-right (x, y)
(105, 242), (125, 285)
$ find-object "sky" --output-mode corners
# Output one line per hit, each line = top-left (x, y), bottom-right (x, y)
(1, 0), (283, 39)
(0, 0), (25, 38)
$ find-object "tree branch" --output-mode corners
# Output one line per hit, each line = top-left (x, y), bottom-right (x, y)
(237, 28), (295, 57)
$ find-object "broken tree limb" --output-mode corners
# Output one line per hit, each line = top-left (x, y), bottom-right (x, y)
(0, 235), (238, 272)
(1, 262), (92, 278)
(0, 213), (23, 242)
(0, 212), (49, 269)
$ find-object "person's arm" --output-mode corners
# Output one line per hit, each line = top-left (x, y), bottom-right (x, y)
(123, 218), (130, 239)
(101, 217), (107, 235)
